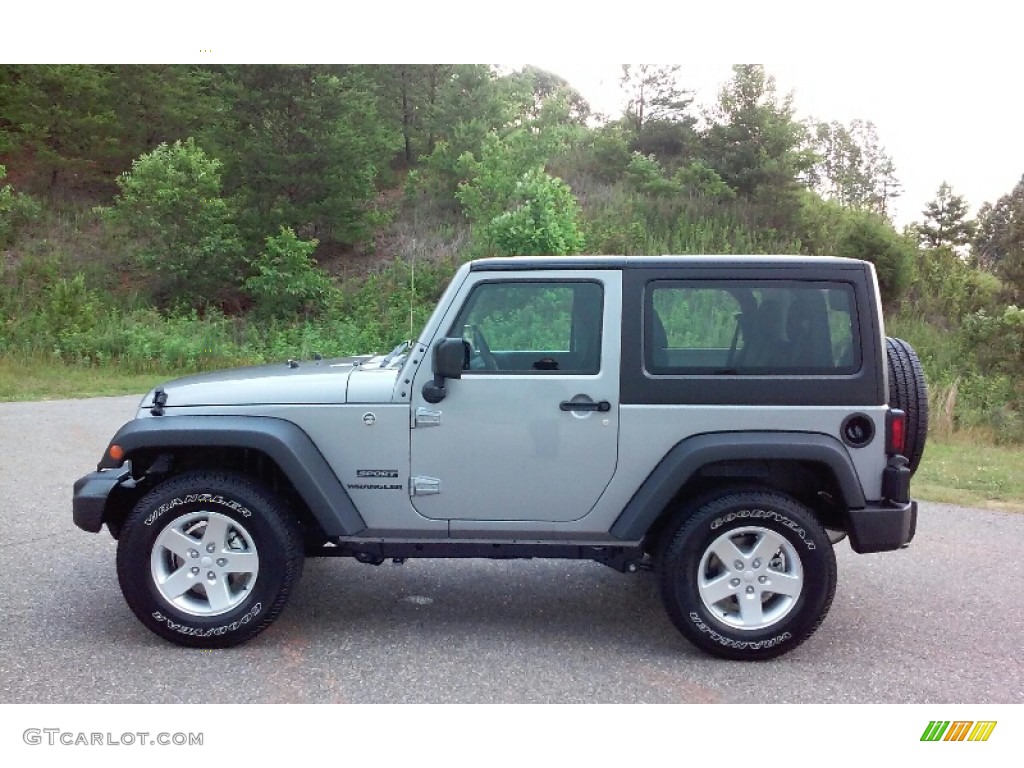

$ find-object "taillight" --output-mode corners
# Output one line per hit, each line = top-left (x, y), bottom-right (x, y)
(887, 409), (906, 455)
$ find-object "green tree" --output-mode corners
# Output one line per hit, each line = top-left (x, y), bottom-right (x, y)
(445, 74), (576, 224)
(373, 65), (426, 167)
(413, 65), (532, 204)
(620, 65), (692, 133)
(454, 128), (566, 225)
(631, 119), (700, 167)
(102, 138), (243, 307)
(973, 175), (1024, 296)
(434, 65), (525, 136)
(488, 169), (585, 257)
(370, 65), (459, 166)
(807, 120), (901, 216)
(807, 121), (864, 205)
(849, 120), (902, 217)
(207, 65), (398, 246)
(917, 182), (975, 250)
(517, 65), (591, 125)
(620, 65), (698, 167)
(245, 227), (333, 319)
(0, 65), (117, 190)
(0, 65), (223, 191)
(702, 65), (814, 226)
(103, 65), (219, 168)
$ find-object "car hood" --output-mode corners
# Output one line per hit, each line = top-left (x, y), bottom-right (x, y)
(141, 356), (374, 409)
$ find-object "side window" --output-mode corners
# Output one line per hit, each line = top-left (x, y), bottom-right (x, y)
(646, 281), (860, 375)
(450, 281), (603, 374)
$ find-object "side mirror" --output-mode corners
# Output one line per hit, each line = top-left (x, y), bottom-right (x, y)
(422, 337), (467, 404)
(434, 337), (466, 380)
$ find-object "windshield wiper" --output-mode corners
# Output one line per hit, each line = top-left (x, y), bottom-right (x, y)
(380, 340), (410, 367)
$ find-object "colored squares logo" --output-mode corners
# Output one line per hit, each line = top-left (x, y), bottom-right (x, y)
(921, 721), (997, 742)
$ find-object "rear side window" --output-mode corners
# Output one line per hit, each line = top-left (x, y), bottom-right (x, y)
(646, 281), (859, 375)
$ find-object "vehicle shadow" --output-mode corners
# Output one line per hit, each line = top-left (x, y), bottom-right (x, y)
(280, 557), (685, 651)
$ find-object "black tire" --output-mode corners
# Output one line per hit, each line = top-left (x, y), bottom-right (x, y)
(116, 471), (304, 648)
(886, 336), (929, 475)
(659, 489), (837, 661)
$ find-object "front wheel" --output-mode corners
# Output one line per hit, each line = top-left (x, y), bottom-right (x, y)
(116, 471), (304, 648)
(659, 490), (836, 660)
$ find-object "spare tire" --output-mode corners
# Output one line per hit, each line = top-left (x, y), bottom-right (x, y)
(885, 337), (929, 475)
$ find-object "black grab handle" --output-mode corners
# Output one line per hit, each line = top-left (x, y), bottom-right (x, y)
(559, 400), (611, 412)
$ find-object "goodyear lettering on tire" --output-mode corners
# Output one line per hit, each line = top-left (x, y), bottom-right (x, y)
(710, 508), (815, 550)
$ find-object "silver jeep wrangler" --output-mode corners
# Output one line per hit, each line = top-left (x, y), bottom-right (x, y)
(73, 255), (927, 660)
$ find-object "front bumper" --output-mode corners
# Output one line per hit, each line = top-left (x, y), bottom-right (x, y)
(72, 463), (134, 533)
(846, 499), (918, 554)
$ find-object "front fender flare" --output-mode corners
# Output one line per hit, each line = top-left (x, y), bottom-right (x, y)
(98, 415), (366, 537)
(609, 431), (865, 541)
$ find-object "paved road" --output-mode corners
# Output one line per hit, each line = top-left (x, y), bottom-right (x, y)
(1, 395), (1021, 703)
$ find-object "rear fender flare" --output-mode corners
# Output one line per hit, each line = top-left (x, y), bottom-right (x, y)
(609, 432), (865, 541)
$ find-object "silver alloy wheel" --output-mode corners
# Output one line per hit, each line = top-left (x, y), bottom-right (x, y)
(697, 525), (803, 631)
(150, 510), (260, 617)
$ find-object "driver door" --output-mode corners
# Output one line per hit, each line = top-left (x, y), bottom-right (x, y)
(409, 271), (621, 523)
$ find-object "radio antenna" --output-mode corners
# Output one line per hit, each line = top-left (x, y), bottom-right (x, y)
(409, 239), (416, 340)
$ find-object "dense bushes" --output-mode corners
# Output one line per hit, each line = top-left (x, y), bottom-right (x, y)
(795, 193), (915, 304)
(889, 312), (1022, 444)
(964, 305), (1024, 379)
(577, 178), (800, 256)
(0, 165), (41, 247)
(0, 252), (457, 373)
(833, 209), (915, 304)
(909, 245), (1003, 319)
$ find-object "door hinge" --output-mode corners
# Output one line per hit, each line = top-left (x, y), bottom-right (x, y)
(410, 476), (441, 496)
(412, 407), (442, 428)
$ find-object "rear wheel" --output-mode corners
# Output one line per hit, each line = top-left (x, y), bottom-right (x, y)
(886, 336), (929, 475)
(116, 471), (304, 648)
(659, 489), (837, 660)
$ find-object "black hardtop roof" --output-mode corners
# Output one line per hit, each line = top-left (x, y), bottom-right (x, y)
(469, 255), (868, 272)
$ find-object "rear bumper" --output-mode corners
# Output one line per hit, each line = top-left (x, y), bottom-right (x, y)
(847, 499), (918, 554)
(72, 464), (133, 533)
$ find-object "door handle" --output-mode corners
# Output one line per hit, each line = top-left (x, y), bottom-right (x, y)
(559, 400), (611, 412)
